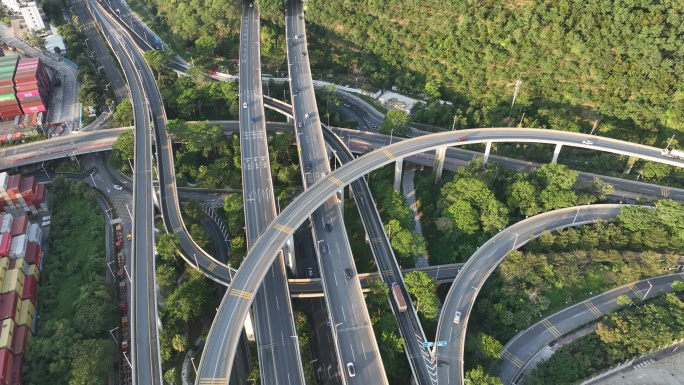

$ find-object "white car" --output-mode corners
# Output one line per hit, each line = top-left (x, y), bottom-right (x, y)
(346, 363), (356, 378)
(294, 34), (299, 40)
(243, 102), (247, 109)
(582, 140), (593, 145)
(454, 311), (461, 324)
(305, 113), (309, 119)
(249, 2), (253, 7)
(113, 185), (123, 191)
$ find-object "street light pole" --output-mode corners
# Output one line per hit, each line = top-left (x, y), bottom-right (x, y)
(89, 171), (98, 188)
(512, 233), (520, 249)
(572, 208), (580, 224)
(190, 357), (197, 374)
(390, 128), (394, 145)
(41, 162), (50, 180)
(643, 281), (653, 300)
(107, 260), (116, 278)
(109, 327), (119, 344)
(123, 265), (131, 282)
(317, 240), (324, 254)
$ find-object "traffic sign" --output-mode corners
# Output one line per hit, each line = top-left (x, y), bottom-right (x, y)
(437, 341), (447, 347)
(423, 342), (434, 348)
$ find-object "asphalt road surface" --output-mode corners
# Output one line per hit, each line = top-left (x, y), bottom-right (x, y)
(285, 1), (386, 384)
(434, 205), (624, 385)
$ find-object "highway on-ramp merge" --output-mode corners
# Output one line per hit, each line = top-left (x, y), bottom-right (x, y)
(196, 128), (684, 380)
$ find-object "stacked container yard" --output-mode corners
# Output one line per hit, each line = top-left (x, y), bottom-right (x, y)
(14, 58), (49, 117)
(0, 179), (46, 385)
(0, 55), (19, 122)
(0, 173), (49, 216)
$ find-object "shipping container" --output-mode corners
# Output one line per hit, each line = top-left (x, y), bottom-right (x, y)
(0, 350), (11, 385)
(9, 133), (20, 142)
(0, 234), (9, 258)
(6, 235), (24, 260)
(0, 215), (11, 235)
(7, 260), (24, 275)
(0, 294), (20, 323)
(10, 325), (29, 357)
(20, 104), (44, 114)
(0, 271), (22, 297)
(17, 96), (40, 105)
(19, 276), (35, 306)
(25, 265), (38, 282)
(16, 300), (32, 333)
(0, 320), (13, 351)
(22, 243), (39, 268)
(8, 217), (26, 237)
(0, 94), (14, 103)
(10, 353), (22, 385)
(14, 90), (37, 100)
(17, 178), (34, 199)
(25, 226), (39, 245)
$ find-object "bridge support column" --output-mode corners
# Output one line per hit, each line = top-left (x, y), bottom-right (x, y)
(552, 143), (563, 163)
(433, 146), (446, 184)
(394, 158), (403, 192)
(287, 115), (293, 123)
(483, 142), (492, 164)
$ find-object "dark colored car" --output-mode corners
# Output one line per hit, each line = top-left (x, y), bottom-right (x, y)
(250, 117), (256, 124)
(325, 223), (332, 232)
(321, 243), (329, 254)
(307, 267), (314, 277)
(295, 89), (299, 94)
(345, 268), (353, 279)
(306, 162), (312, 170)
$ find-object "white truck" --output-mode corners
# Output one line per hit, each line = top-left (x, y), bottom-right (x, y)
(661, 148), (684, 160)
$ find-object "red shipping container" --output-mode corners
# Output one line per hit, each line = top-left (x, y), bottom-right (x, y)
(5, 177), (19, 195)
(19, 277), (35, 306)
(20, 105), (44, 114)
(0, 135), (6, 144)
(10, 326), (28, 357)
(14, 91), (37, 100)
(0, 234), (10, 258)
(0, 88), (14, 95)
(9, 354), (21, 385)
(17, 178), (34, 199)
(34, 184), (45, 205)
(0, 293), (18, 322)
(9, 353), (21, 385)
(8, 217), (26, 237)
(0, 349), (14, 384)
(22, 243), (39, 267)
(0, 104), (19, 111)
(9, 133), (20, 142)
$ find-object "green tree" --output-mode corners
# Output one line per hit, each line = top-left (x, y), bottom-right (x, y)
(380, 110), (410, 136)
(69, 339), (116, 385)
(535, 163), (578, 190)
(616, 294), (632, 307)
(404, 271), (439, 319)
(113, 130), (135, 161)
(144, 49), (172, 80)
(195, 35), (218, 58)
(172, 333), (187, 352)
(156, 264), (179, 291)
(164, 368), (178, 385)
(472, 332), (503, 359)
(672, 281), (684, 293)
(508, 179), (541, 216)
(112, 99), (133, 127)
(365, 279), (389, 317)
(465, 366), (503, 385)
(165, 269), (214, 322)
(156, 233), (181, 263)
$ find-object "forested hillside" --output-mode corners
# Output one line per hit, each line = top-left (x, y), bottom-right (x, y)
(143, 0), (684, 143)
